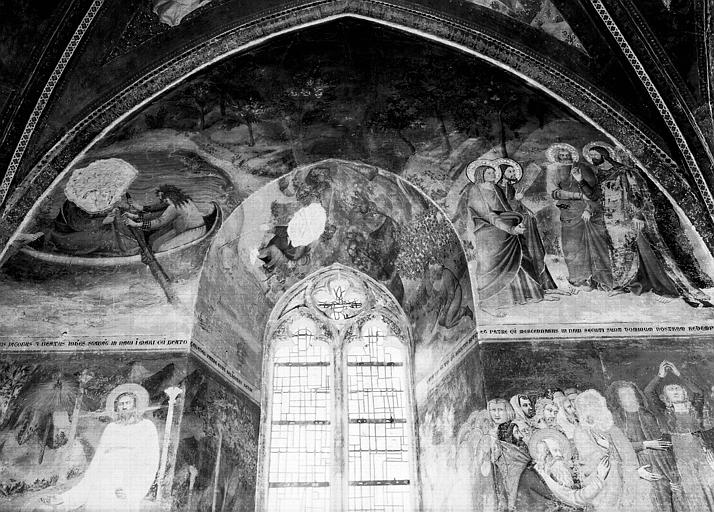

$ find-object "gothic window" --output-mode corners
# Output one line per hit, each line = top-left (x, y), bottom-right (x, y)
(258, 265), (418, 512)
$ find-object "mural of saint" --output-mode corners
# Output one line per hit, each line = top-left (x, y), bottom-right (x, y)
(546, 143), (613, 291)
(462, 159), (558, 312)
(495, 158), (559, 292)
(42, 384), (160, 512)
(584, 141), (713, 307)
(606, 380), (686, 512)
(645, 361), (714, 511)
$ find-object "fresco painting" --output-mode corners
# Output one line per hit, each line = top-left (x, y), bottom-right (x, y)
(193, 159), (475, 388)
(173, 363), (259, 512)
(419, 339), (714, 512)
(3, 21), (711, 346)
(0, 353), (188, 511)
(1, 9), (714, 512)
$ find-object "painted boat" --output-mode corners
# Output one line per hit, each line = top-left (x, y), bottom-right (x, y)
(15, 202), (222, 275)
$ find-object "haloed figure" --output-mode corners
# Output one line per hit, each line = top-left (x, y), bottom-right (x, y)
(44, 384), (160, 512)
(546, 143), (613, 292)
(585, 141), (712, 308)
(464, 160), (557, 312)
(497, 158), (559, 292)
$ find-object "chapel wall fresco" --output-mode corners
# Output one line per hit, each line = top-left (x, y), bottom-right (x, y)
(193, 160), (475, 391)
(0, 351), (189, 511)
(173, 359), (260, 512)
(415, 337), (714, 512)
(416, 342), (485, 512)
(2, 19), (712, 353)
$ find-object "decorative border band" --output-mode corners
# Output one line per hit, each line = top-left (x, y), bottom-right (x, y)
(0, 0), (105, 207)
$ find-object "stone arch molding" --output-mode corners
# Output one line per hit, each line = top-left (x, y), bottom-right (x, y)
(3, 0), (714, 258)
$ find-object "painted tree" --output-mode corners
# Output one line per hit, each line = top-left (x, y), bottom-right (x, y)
(210, 61), (268, 146)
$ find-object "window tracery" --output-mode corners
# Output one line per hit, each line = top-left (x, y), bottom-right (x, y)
(259, 265), (418, 512)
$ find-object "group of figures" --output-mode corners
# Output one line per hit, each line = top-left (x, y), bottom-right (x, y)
(463, 141), (712, 311)
(456, 360), (714, 511)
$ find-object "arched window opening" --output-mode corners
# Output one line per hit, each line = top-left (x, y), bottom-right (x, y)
(259, 265), (418, 512)
(267, 316), (333, 512)
(346, 318), (411, 512)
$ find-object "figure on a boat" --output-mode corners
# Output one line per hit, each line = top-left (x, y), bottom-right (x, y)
(42, 185), (207, 256)
(122, 185), (207, 252)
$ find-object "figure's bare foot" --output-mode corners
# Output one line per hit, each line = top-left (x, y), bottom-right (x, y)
(542, 295), (560, 302)
(654, 294), (675, 304)
(545, 289), (572, 296)
(608, 289), (626, 297)
(479, 306), (507, 318)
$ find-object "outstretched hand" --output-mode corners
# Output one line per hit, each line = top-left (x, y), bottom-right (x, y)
(643, 439), (672, 451)
(122, 214), (141, 228)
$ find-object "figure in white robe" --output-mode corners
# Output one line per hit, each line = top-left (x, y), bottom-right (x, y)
(46, 385), (160, 512)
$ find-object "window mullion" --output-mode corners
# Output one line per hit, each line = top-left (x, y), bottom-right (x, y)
(332, 329), (347, 512)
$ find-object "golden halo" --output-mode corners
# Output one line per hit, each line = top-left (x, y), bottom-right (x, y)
(105, 383), (150, 417)
(465, 159), (502, 184)
(582, 141), (616, 165)
(545, 143), (579, 164)
(493, 158), (524, 183)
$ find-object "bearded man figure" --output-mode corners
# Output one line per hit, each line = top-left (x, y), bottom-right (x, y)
(607, 380), (686, 512)
(510, 394), (537, 428)
(546, 143), (613, 291)
(45, 384), (161, 512)
(584, 142), (712, 307)
(573, 389), (656, 512)
(516, 428), (610, 511)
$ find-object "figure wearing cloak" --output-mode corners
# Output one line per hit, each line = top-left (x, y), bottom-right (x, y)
(546, 143), (613, 291)
(584, 142), (712, 307)
(606, 380), (688, 512)
(46, 384), (161, 512)
(459, 161), (549, 310)
(497, 159), (558, 292)
(645, 361), (714, 511)
(45, 198), (140, 256)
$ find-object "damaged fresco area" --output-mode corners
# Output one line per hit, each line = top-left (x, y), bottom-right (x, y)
(1, 20), (711, 348)
(0, 352), (259, 512)
(193, 160), (475, 389)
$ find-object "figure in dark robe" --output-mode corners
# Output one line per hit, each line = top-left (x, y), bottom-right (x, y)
(44, 197), (139, 256)
(584, 142), (712, 308)
(496, 159), (559, 292)
(645, 361), (714, 511)
(606, 380), (688, 512)
(546, 143), (613, 291)
(459, 160), (557, 311)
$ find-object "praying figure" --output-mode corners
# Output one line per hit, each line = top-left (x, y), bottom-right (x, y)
(44, 384), (160, 512)
(645, 361), (714, 511)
